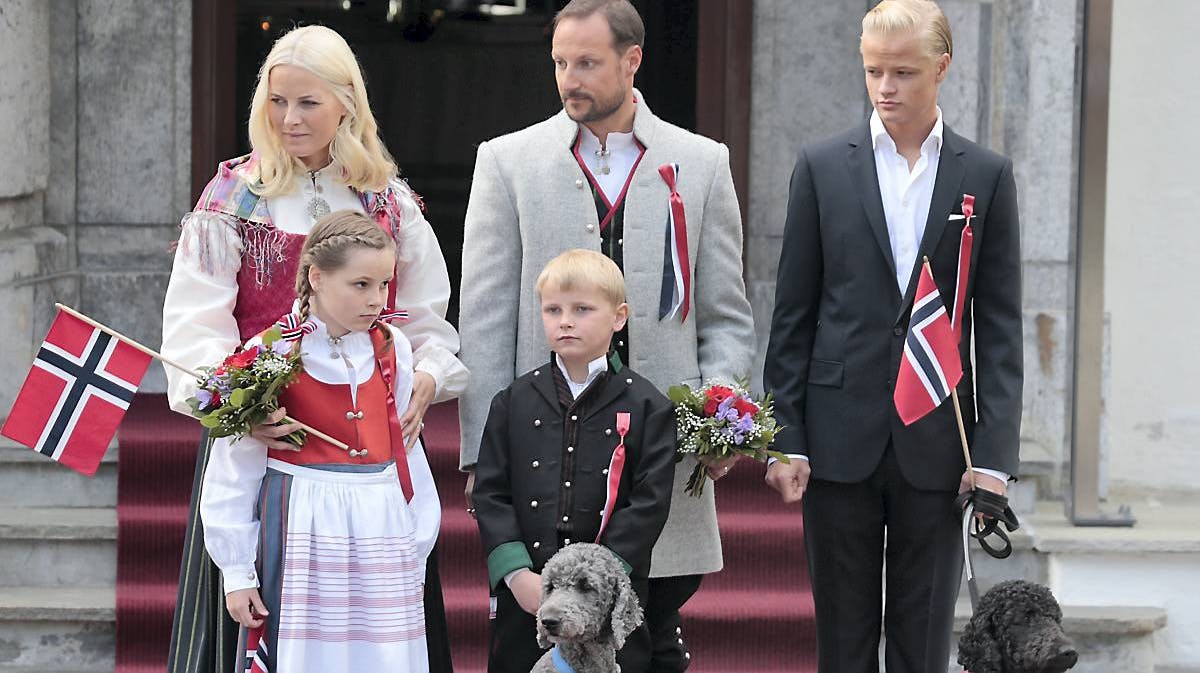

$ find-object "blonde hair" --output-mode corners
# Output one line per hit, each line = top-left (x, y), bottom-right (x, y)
(536, 249), (626, 307)
(248, 25), (397, 198)
(861, 0), (953, 60)
(295, 210), (396, 321)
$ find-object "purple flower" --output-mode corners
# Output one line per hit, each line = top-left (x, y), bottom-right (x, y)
(195, 388), (215, 410)
(715, 396), (739, 422)
(736, 413), (754, 434)
(271, 339), (293, 356)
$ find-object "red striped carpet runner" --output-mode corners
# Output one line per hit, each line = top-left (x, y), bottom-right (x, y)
(116, 395), (817, 672)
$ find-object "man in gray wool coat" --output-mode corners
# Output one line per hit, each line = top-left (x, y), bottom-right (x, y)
(457, 0), (755, 669)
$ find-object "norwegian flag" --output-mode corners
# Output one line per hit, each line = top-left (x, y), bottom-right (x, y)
(242, 626), (270, 672)
(894, 263), (964, 425)
(1, 310), (152, 475)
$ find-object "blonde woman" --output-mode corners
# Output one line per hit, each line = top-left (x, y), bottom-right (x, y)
(161, 25), (466, 673)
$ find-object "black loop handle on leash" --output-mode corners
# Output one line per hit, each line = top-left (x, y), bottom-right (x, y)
(957, 488), (1021, 609)
(955, 488), (1020, 559)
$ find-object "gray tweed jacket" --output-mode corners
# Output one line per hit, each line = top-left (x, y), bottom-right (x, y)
(458, 93), (755, 577)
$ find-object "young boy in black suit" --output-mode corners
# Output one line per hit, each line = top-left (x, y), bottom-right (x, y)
(473, 249), (678, 673)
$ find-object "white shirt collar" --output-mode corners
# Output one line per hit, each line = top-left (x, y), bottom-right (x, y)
(555, 352), (609, 399)
(297, 302), (371, 350)
(578, 124), (638, 155)
(870, 106), (944, 153)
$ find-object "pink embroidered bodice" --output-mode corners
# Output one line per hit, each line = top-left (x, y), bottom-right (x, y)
(234, 228), (306, 341)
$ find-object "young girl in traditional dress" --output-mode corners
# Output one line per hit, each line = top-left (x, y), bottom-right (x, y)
(200, 211), (441, 672)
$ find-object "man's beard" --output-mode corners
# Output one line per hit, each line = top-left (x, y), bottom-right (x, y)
(563, 87), (625, 123)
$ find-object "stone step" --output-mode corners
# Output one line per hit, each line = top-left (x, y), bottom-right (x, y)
(950, 601), (1168, 673)
(0, 508), (116, 587)
(0, 587), (114, 672)
(0, 441), (116, 508)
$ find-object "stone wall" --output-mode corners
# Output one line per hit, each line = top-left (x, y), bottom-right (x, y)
(747, 0), (1083, 493)
(0, 0), (69, 417)
(0, 0), (191, 417)
(1104, 0), (1200, 495)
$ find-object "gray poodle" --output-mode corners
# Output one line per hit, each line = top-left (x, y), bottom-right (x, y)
(530, 543), (643, 673)
(958, 580), (1078, 673)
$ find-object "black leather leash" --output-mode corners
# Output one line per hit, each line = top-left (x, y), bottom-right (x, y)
(956, 488), (1020, 608)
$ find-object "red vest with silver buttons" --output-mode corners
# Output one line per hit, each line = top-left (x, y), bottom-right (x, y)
(270, 360), (393, 465)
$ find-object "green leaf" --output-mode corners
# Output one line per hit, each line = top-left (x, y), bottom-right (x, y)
(667, 385), (694, 405)
(229, 388), (248, 408)
(261, 326), (282, 349)
(199, 414), (222, 429)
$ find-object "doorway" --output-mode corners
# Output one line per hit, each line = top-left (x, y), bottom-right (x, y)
(193, 0), (749, 325)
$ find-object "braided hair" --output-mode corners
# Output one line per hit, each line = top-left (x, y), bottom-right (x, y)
(295, 210), (397, 322)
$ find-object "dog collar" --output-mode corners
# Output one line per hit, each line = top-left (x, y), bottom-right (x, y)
(551, 646), (578, 673)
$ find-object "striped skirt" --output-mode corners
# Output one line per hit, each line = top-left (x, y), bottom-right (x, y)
(166, 435), (454, 673)
(242, 460), (428, 672)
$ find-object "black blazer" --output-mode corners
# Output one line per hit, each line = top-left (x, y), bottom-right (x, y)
(474, 362), (677, 587)
(764, 120), (1023, 491)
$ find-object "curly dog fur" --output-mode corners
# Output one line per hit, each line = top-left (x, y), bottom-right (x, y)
(529, 543), (642, 673)
(958, 580), (1078, 673)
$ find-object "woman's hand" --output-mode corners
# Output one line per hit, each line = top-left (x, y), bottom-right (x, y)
(249, 407), (303, 452)
(400, 372), (436, 451)
(700, 453), (741, 481)
(225, 588), (269, 628)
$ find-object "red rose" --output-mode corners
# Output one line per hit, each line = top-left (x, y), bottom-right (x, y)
(703, 385), (735, 416)
(224, 346), (260, 370)
(733, 397), (759, 418)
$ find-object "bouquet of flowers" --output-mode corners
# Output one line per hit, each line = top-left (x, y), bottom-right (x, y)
(187, 326), (306, 447)
(668, 380), (786, 496)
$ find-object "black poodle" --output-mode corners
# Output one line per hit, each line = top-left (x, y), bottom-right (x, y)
(958, 580), (1078, 673)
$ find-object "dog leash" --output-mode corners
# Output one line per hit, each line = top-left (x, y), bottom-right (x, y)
(957, 488), (1021, 608)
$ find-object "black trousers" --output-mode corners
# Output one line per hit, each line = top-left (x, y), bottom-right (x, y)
(166, 433), (455, 673)
(803, 443), (962, 673)
(645, 574), (703, 671)
(487, 577), (652, 673)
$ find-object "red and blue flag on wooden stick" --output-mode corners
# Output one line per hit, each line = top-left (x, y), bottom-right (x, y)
(894, 263), (963, 425)
(1, 309), (152, 475)
(894, 194), (976, 425)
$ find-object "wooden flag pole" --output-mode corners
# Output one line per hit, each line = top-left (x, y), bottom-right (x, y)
(54, 303), (349, 450)
(951, 390), (976, 492)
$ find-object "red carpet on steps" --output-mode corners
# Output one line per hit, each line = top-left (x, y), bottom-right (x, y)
(116, 394), (817, 672)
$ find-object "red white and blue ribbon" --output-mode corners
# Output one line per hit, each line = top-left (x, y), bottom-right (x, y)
(274, 313), (315, 341)
(378, 307), (410, 323)
(595, 412), (631, 543)
(657, 163), (691, 323)
(952, 195), (975, 339)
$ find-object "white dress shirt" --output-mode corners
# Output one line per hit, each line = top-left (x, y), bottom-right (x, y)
(162, 171), (468, 414)
(871, 107), (943, 294)
(577, 124), (642, 204)
(199, 315), (441, 593)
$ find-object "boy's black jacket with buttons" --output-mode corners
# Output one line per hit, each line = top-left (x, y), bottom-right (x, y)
(473, 355), (678, 588)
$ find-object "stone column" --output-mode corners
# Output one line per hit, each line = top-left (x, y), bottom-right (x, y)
(75, 0), (192, 393)
(0, 0), (61, 415)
